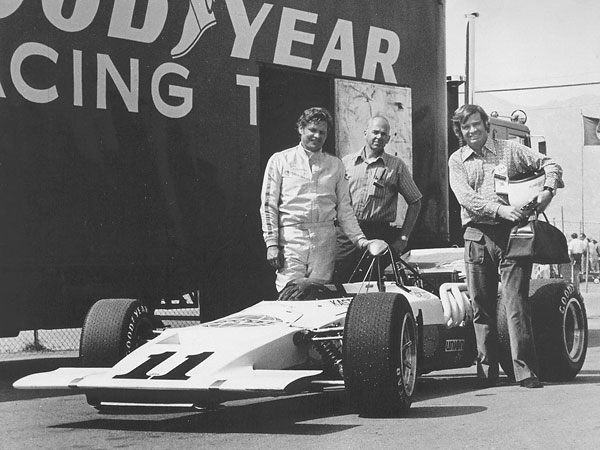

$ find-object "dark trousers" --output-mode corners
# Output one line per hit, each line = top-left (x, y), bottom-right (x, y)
(333, 222), (398, 284)
(464, 224), (538, 382)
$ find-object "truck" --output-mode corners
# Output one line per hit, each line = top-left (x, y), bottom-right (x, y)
(1, 0), (448, 339)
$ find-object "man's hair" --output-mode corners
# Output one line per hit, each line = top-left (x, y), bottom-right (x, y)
(296, 107), (333, 132)
(451, 104), (490, 139)
(572, 233), (578, 239)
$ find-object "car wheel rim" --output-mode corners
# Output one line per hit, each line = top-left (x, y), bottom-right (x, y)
(563, 298), (586, 362)
(396, 314), (417, 396)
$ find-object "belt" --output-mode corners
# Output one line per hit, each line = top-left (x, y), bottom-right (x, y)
(280, 221), (334, 230)
(466, 222), (511, 231)
(465, 222), (512, 239)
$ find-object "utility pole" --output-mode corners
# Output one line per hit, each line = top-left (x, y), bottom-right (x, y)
(465, 12), (479, 104)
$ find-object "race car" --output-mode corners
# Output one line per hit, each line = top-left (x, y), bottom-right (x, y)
(14, 247), (588, 417)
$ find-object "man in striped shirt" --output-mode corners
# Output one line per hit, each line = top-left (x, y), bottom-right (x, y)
(334, 116), (422, 283)
(448, 104), (563, 389)
(260, 107), (386, 292)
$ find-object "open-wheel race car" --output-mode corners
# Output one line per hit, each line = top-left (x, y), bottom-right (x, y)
(14, 246), (588, 417)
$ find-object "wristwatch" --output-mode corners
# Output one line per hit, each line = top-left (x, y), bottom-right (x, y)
(543, 186), (555, 196)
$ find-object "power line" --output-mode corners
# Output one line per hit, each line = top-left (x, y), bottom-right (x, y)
(475, 81), (600, 94)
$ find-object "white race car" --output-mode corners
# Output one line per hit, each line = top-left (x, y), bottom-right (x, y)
(14, 248), (588, 416)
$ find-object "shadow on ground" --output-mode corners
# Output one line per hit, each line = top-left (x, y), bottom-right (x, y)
(51, 387), (487, 435)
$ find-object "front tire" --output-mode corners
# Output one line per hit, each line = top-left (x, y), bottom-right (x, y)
(80, 298), (156, 367)
(343, 293), (418, 416)
(498, 280), (587, 382)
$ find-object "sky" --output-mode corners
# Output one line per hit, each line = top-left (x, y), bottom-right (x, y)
(445, 0), (600, 237)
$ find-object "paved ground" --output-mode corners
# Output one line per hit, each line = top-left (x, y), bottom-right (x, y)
(2, 282), (600, 450)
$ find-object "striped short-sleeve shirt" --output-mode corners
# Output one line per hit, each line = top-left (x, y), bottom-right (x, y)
(343, 149), (422, 223)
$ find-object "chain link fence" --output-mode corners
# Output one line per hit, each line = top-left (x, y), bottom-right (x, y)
(0, 308), (201, 358)
(0, 328), (81, 356)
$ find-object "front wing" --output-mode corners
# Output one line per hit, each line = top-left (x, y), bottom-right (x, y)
(14, 366), (323, 405)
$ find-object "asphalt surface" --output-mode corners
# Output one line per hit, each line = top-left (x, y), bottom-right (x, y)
(2, 283), (600, 450)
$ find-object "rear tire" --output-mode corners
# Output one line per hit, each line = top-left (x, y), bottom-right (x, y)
(343, 293), (418, 416)
(80, 299), (155, 367)
(498, 280), (587, 382)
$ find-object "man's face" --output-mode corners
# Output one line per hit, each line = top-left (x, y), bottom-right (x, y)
(299, 120), (328, 152)
(460, 112), (488, 151)
(365, 118), (391, 153)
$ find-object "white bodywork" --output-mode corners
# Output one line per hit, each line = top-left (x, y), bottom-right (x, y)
(14, 281), (470, 406)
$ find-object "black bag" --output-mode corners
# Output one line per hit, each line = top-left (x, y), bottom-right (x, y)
(505, 213), (570, 264)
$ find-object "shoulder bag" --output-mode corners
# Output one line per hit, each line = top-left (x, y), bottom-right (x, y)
(505, 213), (570, 264)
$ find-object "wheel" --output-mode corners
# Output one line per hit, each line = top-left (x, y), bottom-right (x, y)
(343, 292), (418, 417)
(80, 299), (156, 367)
(498, 280), (587, 382)
(531, 281), (587, 381)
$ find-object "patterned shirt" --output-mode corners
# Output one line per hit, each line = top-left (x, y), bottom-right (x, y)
(343, 149), (422, 223)
(260, 145), (367, 248)
(448, 137), (563, 226)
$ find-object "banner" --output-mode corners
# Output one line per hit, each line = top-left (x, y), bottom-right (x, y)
(583, 115), (600, 145)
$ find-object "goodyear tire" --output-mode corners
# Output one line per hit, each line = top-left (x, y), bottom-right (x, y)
(498, 280), (587, 382)
(80, 299), (156, 368)
(343, 293), (418, 417)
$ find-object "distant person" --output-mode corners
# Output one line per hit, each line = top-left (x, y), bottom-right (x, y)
(590, 239), (600, 273)
(568, 233), (587, 287)
(569, 232), (586, 268)
(334, 116), (422, 283)
(449, 104), (563, 389)
(260, 107), (386, 292)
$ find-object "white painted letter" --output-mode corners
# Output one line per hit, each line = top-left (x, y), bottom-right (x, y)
(317, 19), (356, 77)
(236, 74), (259, 126)
(152, 62), (193, 119)
(42, 0), (100, 32)
(97, 54), (139, 112)
(0, 0), (24, 19)
(109, 0), (168, 43)
(273, 7), (317, 70)
(11, 42), (58, 103)
(362, 26), (400, 83)
(73, 49), (83, 106)
(228, 0), (273, 60)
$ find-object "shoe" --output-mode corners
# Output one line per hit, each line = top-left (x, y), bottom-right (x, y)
(520, 377), (543, 388)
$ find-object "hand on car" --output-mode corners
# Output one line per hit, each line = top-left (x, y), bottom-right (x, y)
(366, 239), (388, 256)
